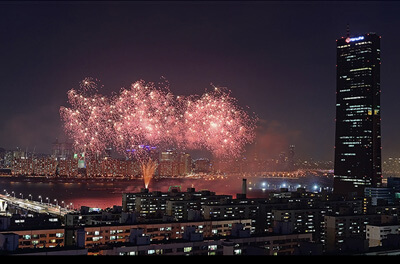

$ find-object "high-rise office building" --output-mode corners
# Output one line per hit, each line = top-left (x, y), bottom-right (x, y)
(333, 32), (382, 197)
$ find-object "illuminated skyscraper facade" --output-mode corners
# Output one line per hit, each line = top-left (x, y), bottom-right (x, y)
(333, 33), (382, 197)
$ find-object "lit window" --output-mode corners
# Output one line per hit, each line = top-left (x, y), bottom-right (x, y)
(208, 245), (218, 251)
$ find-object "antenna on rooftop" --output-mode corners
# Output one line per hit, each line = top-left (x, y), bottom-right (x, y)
(346, 23), (350, 37)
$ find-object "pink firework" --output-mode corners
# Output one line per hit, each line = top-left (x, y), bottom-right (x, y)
(112, 80), (179, 153)
(183, 86), (257, 158)
(111, 80), (180, 188)
(79, 77), (101, 94)
(60, 79), (113, 158)
(61, 78), (257, 187)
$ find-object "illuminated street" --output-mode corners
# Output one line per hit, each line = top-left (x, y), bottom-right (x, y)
(0, 193), (75, 217)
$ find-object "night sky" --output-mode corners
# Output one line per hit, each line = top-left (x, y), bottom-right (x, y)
(1, 1), (400, 162)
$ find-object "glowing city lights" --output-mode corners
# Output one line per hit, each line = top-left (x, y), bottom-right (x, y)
(345, 36), (365, 43)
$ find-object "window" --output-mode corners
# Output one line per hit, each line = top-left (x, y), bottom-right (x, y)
(234, 249), (242, 255)
(208, 245), (218, 251)
(184, 247), (192, 253)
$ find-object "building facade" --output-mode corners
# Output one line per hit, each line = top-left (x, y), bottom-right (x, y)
(100, 230), (312, 256)
(324, 213), (381, 253)
(366, 224), (400, 248)
(334, 32), (382, 197)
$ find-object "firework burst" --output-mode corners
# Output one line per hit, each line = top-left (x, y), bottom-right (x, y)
(183, 85), (257, 158)
(60, 80), (113, 159)
(60, 78), (257, 188)
(112, 80), (178, 153)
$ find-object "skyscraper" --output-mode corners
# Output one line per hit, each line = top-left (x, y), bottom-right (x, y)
(333, 32), (382, 197)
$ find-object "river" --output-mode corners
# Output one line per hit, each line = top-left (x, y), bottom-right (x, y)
(0, 173), (333, 209)
(0, 177), (244, 209)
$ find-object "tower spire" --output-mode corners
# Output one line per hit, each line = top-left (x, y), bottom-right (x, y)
(346, 23), (350, 37)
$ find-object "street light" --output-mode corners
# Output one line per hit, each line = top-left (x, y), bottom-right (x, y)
(38, 195), (42, 203)
(60, 201), (65, 214)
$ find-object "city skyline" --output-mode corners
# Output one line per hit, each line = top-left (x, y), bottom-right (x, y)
(2, 2), (400, 162)
(5, 3), (400, 255)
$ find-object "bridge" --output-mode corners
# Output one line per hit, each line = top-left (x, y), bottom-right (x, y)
(220, 169), (332, 179)
(0, 194), (75, 217)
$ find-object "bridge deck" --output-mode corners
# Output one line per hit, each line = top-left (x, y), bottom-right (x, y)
(0, 194), (74, 217)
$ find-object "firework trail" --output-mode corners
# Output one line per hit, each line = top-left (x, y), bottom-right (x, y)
(60, 78), (257, 188)
(141, 158), (158, 189)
